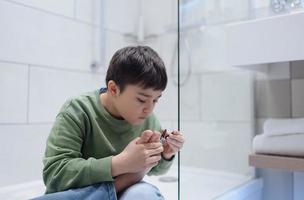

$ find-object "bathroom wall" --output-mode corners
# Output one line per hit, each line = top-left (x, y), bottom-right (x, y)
(253, 60), (304, 200)
(0, 0), (104, 187)
(254, 61), (304, 132)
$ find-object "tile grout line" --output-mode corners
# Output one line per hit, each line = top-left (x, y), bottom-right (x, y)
(0, 59), (104, 75)
(73, 0), (77, 20)
(0, 122), (54, 126)
(2, 0), (99, 28)
(26, 65), (31, 124)
(290, 62), (293, 118)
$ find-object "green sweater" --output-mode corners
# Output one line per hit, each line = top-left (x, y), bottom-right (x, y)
(43, 89), (174, 194)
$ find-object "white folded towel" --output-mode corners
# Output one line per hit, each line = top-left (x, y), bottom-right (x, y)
(263, 118), (304, 136)
(253, 133), (304, 156)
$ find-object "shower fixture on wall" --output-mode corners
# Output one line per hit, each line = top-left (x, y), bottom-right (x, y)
(170, 36), (192, 87)
(123, 14), (159, 44)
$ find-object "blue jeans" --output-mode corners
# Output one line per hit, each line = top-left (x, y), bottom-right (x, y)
(32, 181), (164, 200)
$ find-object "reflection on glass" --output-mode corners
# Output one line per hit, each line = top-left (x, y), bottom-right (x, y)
(271, 0), (303, 13)
(179, 0), (255, 199)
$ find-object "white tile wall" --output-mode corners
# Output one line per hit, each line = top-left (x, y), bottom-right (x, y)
(0, 124), (52, 187)
(143, 0), (176, 36)
(198, 25), (229, 72)
(0, 0), (104, 186)
(181, 121), (253, 175)
(158, 33), (177, 74)
(250, 0), (271, 9)
(75, 0), (101, 25)
(201, 71), (254, 121)
(291, 60), (304, 79)
(182, 29), (207, 74)
(179, 74), (201, 121)
(28, 67), (105, 123)
(103, 0), (139, 33)
(0, 62), (28, 123)
(7, 0), (75, 18)
(255, 79), (291, 118)
(292, 79), (304, 117)
(0, 0), (95, 71)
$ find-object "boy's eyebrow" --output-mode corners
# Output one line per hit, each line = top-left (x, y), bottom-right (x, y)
(138, 92), (162, 98)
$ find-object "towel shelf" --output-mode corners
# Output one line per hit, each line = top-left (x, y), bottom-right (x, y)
(249, 154), (304, 171)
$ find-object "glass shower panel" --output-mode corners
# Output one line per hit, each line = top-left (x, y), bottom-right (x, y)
(179, 0), (255, 199)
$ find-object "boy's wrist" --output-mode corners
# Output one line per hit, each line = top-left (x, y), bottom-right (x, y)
(161, 152), (175, 161)
(111, 153), (128, 177)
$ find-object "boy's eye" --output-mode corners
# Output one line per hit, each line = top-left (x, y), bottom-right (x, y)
(137, 98), (146, 103)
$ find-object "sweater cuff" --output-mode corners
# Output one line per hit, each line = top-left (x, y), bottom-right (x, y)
(89, 156), (114, 183)
(159, 155), (175, 167)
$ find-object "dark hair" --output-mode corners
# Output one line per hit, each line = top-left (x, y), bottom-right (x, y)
(106, 46), (167, 92)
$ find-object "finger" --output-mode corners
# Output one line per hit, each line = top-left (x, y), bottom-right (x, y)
(168, 133), (185, 143)
(146, 155), (161, 165)
(167, 137), (183, 147)
(144, 142), (162, 149)
(137, 130), (153, 144)
(171, 130), (180, 135)
(166, 139), (183, 151)
(147, 146), (164, 156)
(171, 130), (185, 138)
(166, 142), (180, 152)
(149, 131), (161, 143)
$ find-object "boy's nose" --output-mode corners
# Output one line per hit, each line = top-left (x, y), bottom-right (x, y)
(143, 104), (153, 114)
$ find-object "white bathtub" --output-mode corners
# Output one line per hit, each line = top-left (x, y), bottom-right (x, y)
(0, 166), (262, 200)
(144, 166), (263, 200)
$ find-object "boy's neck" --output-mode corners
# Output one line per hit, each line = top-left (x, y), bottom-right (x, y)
(100, 92), (122, 119)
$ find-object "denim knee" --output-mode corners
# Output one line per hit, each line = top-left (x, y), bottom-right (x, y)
(119, 181), (164, 200)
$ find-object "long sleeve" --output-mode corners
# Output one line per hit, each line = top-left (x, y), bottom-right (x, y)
(43, 112), (114, 194)
(148, 156), (175, 176)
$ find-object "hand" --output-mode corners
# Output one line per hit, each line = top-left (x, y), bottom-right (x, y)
(161, 130), (185, 160)
(112, 131), (163, 175)
(113, 130), (163, 193)
(136, 130), (162, 174)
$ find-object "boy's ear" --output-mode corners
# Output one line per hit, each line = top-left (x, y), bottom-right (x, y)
(107, 80), (120, 96)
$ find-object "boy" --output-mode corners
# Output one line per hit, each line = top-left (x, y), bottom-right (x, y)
(34, 46), (184, 200)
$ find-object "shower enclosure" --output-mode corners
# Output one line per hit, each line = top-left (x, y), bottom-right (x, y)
(178, 1), (255, 199)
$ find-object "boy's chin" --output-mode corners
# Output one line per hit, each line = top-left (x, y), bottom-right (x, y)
(129, 119), (144, 126)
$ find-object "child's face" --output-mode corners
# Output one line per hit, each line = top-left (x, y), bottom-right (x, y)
(114, 84), (162, 125)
